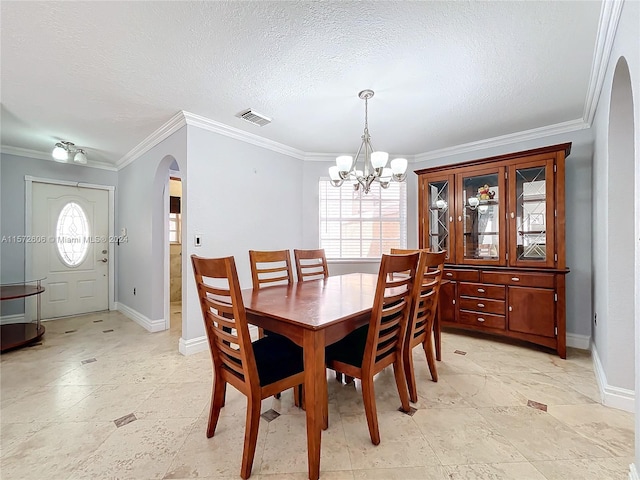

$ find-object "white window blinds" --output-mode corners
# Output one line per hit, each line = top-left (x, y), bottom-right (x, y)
(319, 179), (407, 259)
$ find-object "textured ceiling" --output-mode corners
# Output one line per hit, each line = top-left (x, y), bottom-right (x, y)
(1, 1), (602, 166)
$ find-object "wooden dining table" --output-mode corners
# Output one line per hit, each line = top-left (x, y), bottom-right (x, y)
(241, 272), (379, 480)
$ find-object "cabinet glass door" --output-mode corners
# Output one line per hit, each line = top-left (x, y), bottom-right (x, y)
(509, 159), (555, 267)
(457, 167), (506, 265)
(425, 175), (454, 262)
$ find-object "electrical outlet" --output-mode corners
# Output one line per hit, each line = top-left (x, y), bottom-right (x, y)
(133, 288), (136, 295)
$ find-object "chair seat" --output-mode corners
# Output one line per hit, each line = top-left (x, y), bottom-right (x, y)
(325, 325), (369, 368)
(253, 335), (304, 386)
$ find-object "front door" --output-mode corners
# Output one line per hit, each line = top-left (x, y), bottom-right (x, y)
(32, 182), (109, 319)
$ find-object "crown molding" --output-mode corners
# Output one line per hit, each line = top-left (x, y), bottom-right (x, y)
(413, 118), (588, 163)
(302, 152), (337, 162)
(304, 152), (417, 163)
(1, 145), (50, 161)
(583, 0), (624, 125)
(4, 115), (590, 174)
(116, 111), (187, 170)
(183, 111), (306, 160)
(1, 145), (117, 171)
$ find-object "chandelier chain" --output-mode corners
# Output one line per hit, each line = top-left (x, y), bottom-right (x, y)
(364, 96), (369, 134)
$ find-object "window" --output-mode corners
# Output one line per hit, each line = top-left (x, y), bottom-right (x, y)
(56, 202), (90, 267)
(169, 213), (181, 244)
(319, 179), (407, 259)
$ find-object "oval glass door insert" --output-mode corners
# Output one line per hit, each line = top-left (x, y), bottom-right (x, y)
(56, 202), (90, 267)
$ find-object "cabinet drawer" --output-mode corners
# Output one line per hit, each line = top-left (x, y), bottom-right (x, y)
(481, 271), (555, 288)
(443, 269), (479, 282)
(458, 282), (505, 300)
(459, 297), (505, 315)
(459, 311), (506, 330)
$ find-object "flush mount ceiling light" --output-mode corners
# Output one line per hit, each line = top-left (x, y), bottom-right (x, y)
(52, 141), (87, 164)
(328, 89), (408, 194)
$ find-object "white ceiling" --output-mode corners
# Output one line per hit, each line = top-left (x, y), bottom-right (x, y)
(1, 1), (602, 167)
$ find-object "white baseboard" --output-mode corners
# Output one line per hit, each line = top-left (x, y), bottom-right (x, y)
(178, 335), (208, 356)
(115, 302), (166, 333)
(592, 343), (635, 412)
(566, 332), (591, 350)
(629, 463), (638, 480)
(0, 314), (25, 325)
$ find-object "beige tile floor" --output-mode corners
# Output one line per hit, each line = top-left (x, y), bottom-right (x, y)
(0, 304), (634, 480)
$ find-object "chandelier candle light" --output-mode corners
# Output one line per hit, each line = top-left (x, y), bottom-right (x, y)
(328, 89), (408, 194)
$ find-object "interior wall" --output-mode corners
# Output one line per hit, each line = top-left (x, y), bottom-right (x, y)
(116, 127), (186, 324)
(0, 153), (118, 317)
(588, 2), (639, 471)
(182, 125), (303, 344)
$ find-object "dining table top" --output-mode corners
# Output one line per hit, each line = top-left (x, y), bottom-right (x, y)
(240, 272), (379, 330)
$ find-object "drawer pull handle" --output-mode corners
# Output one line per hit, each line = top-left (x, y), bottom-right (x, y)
(449, 216), (453, 223)
(477, 317), (486, 323)
(458, 215), (462, 222)
(446, 272), (453, 277)
(477, 288), (485, 293)
(509, 306), (513, 312)
(477, 303), (485, 308)
(511, 277), (520, 281)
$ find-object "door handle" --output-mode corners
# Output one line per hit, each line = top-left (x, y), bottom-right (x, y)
(100, 258), (108, 263)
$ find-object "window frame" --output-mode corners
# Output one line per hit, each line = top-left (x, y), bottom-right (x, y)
(169, 212), (181, 244)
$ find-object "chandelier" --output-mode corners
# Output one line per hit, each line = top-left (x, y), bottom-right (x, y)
(328, 89), (407, 194)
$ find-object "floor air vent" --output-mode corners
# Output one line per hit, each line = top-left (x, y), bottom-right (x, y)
(236, 109), (271, 126)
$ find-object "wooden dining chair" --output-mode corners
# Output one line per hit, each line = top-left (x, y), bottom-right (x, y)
(249, 249), (294, 289)
(191, 255), (305, 479)
(248, 249), (294, 337)
(293, 248), (329, 282)
(325, 252), (422, 445)
(404, 250), (446, 402)
(248, 249), (298, 403)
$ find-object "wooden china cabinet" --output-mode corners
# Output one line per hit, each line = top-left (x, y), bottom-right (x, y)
(416, 143), (570, 358)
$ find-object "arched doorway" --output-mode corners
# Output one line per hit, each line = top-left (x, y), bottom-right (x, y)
(152, 155), (184, 339)
(606, 57), (635, 398)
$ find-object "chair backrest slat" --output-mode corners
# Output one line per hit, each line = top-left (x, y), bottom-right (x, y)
(294, 248), (329, 282)
(192, 255), (260, 391)
(249, 250), (294, 289)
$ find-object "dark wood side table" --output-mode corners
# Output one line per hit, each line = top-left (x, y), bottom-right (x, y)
(0, 279), (46, 352)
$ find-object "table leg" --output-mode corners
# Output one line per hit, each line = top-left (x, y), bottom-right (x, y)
(36, 279), (42, 332)
(303, 329), (325, 480)
(435, 304), (442, 361)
